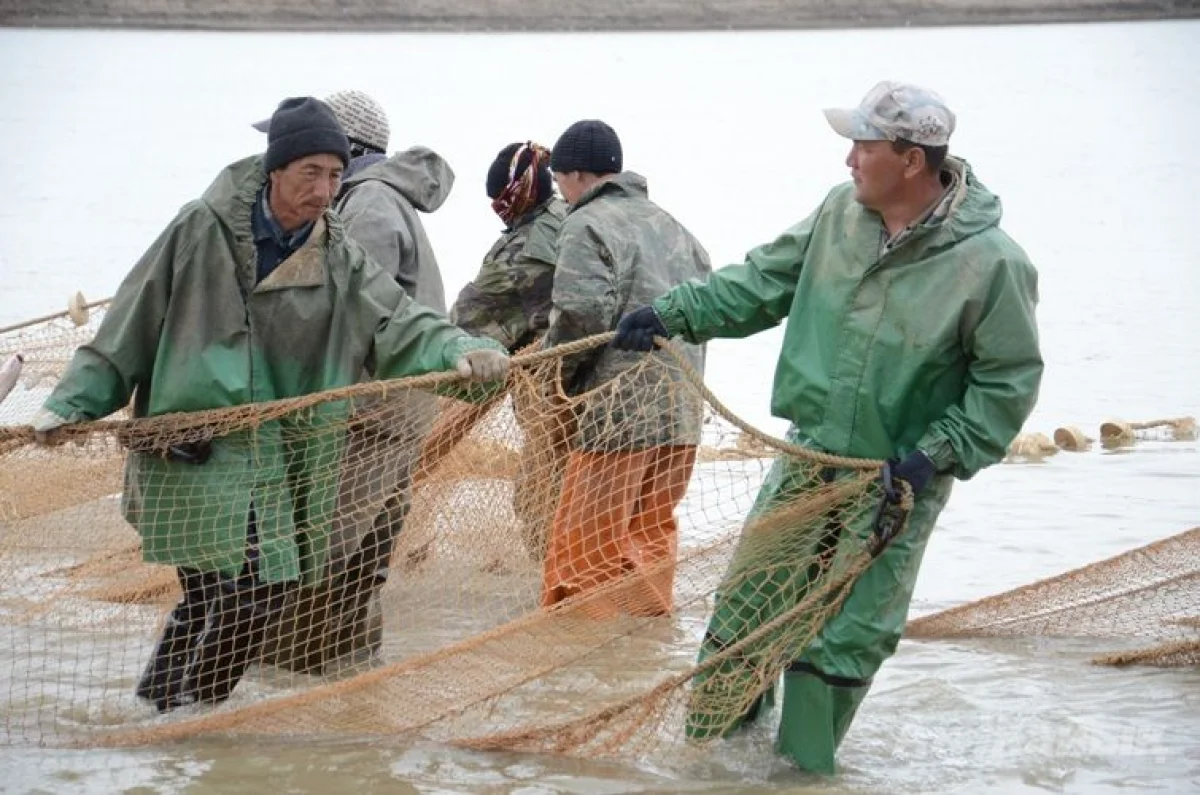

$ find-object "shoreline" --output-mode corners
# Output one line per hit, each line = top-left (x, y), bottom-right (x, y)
(2, 1), (1197, 33)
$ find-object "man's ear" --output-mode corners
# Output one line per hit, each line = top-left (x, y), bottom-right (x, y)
(904, 146), (927, 178)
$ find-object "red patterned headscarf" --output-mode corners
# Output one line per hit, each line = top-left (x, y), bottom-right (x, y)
(490, 142), (551, 228)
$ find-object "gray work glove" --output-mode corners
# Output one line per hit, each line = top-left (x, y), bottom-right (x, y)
(31, 407), (70, 446)
(455, 348), (510, 383)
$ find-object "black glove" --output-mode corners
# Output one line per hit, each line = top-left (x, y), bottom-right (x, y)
(612, 306), (670, 352)
(883, 450), (937, 502)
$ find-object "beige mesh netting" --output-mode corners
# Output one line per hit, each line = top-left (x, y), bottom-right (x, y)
(2, 299), (1195, 762)
(906, 526), (1200, 667)
(0, 301), (900, 756)
(915, 415), (1200, 667)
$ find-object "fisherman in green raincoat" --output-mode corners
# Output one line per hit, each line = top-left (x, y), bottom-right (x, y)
(613, 81), (1043, 773)
(30, 97), (509, 712)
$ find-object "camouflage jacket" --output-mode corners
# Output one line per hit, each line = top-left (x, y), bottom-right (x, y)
(545, 172), (711, 451)
(450, 198), (566, 352)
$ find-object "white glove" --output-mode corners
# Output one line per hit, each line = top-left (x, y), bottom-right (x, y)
(455, 348), (510, 383)
(30, 407), (69, 446)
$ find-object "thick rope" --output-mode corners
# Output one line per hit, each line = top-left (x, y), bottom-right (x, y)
(2, 332), (884, 471)
(1128, 418), (1192, 430)
(0, 298), (111, 335)
(652, 336), (882, 470)
(0, 333), (611, 447)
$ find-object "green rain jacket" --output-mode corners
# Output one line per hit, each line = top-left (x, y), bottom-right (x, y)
(42, 155), (500, 584)
(655, 159), (1043, 478)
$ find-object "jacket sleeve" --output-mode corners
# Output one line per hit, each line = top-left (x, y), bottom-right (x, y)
(41, 209), (188, 423)
(652, 205), (822, 344)
(338, 183), (417, 296)
(449, 256), (537, 352)
(543, 217), (617, 388)
(392, 204), (422, 301)
(357, 253), (504, 400)
(448, 269), (502, 340)
(917, 257), (1044, 479)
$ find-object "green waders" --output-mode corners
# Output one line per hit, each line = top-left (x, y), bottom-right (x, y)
(687, 445), (951, 774)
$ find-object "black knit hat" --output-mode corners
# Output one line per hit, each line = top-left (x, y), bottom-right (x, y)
(486, 142), (552, 205)
(550, 120), (622, 175)
(263, 97), (350, 173)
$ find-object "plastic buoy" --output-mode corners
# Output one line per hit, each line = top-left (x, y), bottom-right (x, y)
(1006, 432), (1059, 460)
(67, 291), (89, 327)
(1099, 420), (1135, 448)
(1053, 426), (1092, 452)
(1168, 417), (1197, 441)
(0, 353), (24, 404)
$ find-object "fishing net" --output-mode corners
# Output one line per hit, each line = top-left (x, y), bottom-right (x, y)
(907, 527), (1200, 667)
(2, 298), (1195, 761)
(0, 294), (113, 439)
(0, 300), (899, 758)
(916, 417), (1200, 666)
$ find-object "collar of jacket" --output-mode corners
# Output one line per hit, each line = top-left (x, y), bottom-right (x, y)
(567, 171), (649, 214)
(256, 216), (328, 292)
(504, 197), (556, 232)
(879, 161), (962, 255)
(201, 154), (349, 246)
(862, 156), (997, 261)
(344, 151), (388, 181)
(253, 184), (315, 250)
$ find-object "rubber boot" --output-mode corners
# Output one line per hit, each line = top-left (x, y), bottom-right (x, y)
(135, 568), (215, 713)
(776, 663), (869, 775)
(321, 495), (407, 663)
(685, 633), (775, 741)
(744, 680), (776, 723)
(259, 584), (332, 674)
(324, 570), (387, 662)
(185, 575), (292, 705)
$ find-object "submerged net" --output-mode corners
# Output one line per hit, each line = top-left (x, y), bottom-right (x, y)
(915, 406), (1200, 666)
(0, 301), (898, 758)
(907, 527), (1200, 667)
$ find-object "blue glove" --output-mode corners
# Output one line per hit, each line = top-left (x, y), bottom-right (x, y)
(612, 305), (670, 352)
(882, 450), (937, 501)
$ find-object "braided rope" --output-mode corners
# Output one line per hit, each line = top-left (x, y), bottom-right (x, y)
(3, 332), (884, 471)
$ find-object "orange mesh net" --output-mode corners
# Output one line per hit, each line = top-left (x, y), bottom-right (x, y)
(1, 299), (1194, 761)
(916, 420), (1199, 666)
(0, 300), (897, 755)
(907, 526), (1200, 667)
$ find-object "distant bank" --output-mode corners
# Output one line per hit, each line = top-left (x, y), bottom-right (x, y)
(1, 0), (1197, 32)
